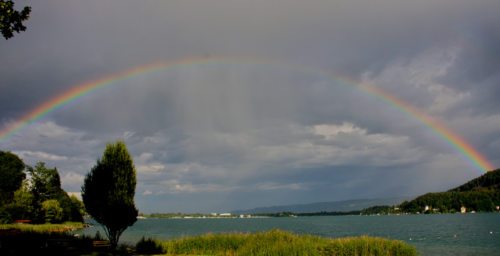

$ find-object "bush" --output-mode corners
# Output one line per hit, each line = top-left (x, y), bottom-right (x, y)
(136, 237), (165, 254)
(0, 207), (12, 224)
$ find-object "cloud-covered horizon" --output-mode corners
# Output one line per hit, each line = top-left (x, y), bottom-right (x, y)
(1, 0), (499, 213)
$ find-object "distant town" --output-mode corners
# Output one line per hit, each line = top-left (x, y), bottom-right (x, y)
(143, 212), (265, 219)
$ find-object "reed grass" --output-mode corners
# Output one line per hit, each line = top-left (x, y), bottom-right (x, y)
(159, 229), (417, 256)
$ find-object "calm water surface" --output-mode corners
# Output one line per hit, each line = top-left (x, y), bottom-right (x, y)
(77, 213), (500, 255)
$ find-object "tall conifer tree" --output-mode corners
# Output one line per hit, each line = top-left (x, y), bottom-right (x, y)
(82, 141), (138, 249)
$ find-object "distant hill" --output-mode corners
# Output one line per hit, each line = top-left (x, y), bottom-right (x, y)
(400, 168), (500, 213)
(235, 169), (500, 215)
(233, 197), (409, 214)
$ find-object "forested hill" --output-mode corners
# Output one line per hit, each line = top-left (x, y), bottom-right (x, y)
(399, 168), (500, 213)
(449, 168), (500, 192)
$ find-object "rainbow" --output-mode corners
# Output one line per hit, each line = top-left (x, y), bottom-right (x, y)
(358, 83), (494, 173)
(0, 56), (494, 173)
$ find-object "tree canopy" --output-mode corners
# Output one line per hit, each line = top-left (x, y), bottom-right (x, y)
(0, 155), (84, 224)
(28, 162), (63, 203)
(0, 0), (31, 39)
(0, 151), (25, 204)
(82, 141), (138, 249)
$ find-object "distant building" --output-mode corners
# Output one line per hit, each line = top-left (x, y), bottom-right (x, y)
(424, 205), (430, 212)
(460, 206), (466, 213)
(219, 213), (231, 217)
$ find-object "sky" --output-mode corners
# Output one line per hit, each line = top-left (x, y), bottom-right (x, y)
(1, 0), (499, 213)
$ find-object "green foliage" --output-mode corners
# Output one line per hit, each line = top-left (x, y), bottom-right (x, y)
(0, 0), (31, 39)
(82, 141), (138, 250)
(160, 230), (417, 256)
(136, 237), (165, 255)
(42, 199), (64, 224)
(361, 205), (400, 215)
(0, 151), (25, 204)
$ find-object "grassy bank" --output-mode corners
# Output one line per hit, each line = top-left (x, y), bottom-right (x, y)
(154, 229), (417, 256)
(0, 222), (124, 255)
(0, 221), (85, 233)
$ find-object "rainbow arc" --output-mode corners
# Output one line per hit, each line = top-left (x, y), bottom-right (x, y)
(0, 57), (494, 173)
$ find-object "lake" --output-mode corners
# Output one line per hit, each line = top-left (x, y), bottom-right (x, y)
(77, 213), (500, 255)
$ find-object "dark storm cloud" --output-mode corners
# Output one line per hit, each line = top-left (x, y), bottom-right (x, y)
(440, 23), (500, 114)
(1, 0), (500, 212)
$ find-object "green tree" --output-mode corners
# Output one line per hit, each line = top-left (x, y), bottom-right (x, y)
(0, 151), (25, 205)
(28, 162), (62, 202)
(25, 162), (83, 223)
(7, 181), (34, 220)
(68, 195), (85, 222)
(0, 0), (31, 39)
(57, 192), (84, 222)
(82, 141), (138, 250)
(41, 199), (63, 223)
(27, 162), (62, 222)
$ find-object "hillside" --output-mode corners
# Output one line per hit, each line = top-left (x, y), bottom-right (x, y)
(449, 168), (500, 192)
(399, 169), (500, 213)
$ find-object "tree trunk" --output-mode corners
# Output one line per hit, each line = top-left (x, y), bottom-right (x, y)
(106, 227), (125, 251)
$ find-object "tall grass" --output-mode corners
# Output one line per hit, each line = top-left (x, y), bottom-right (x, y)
(159, 229), (417, 256)
(320, 236), (418, 256)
